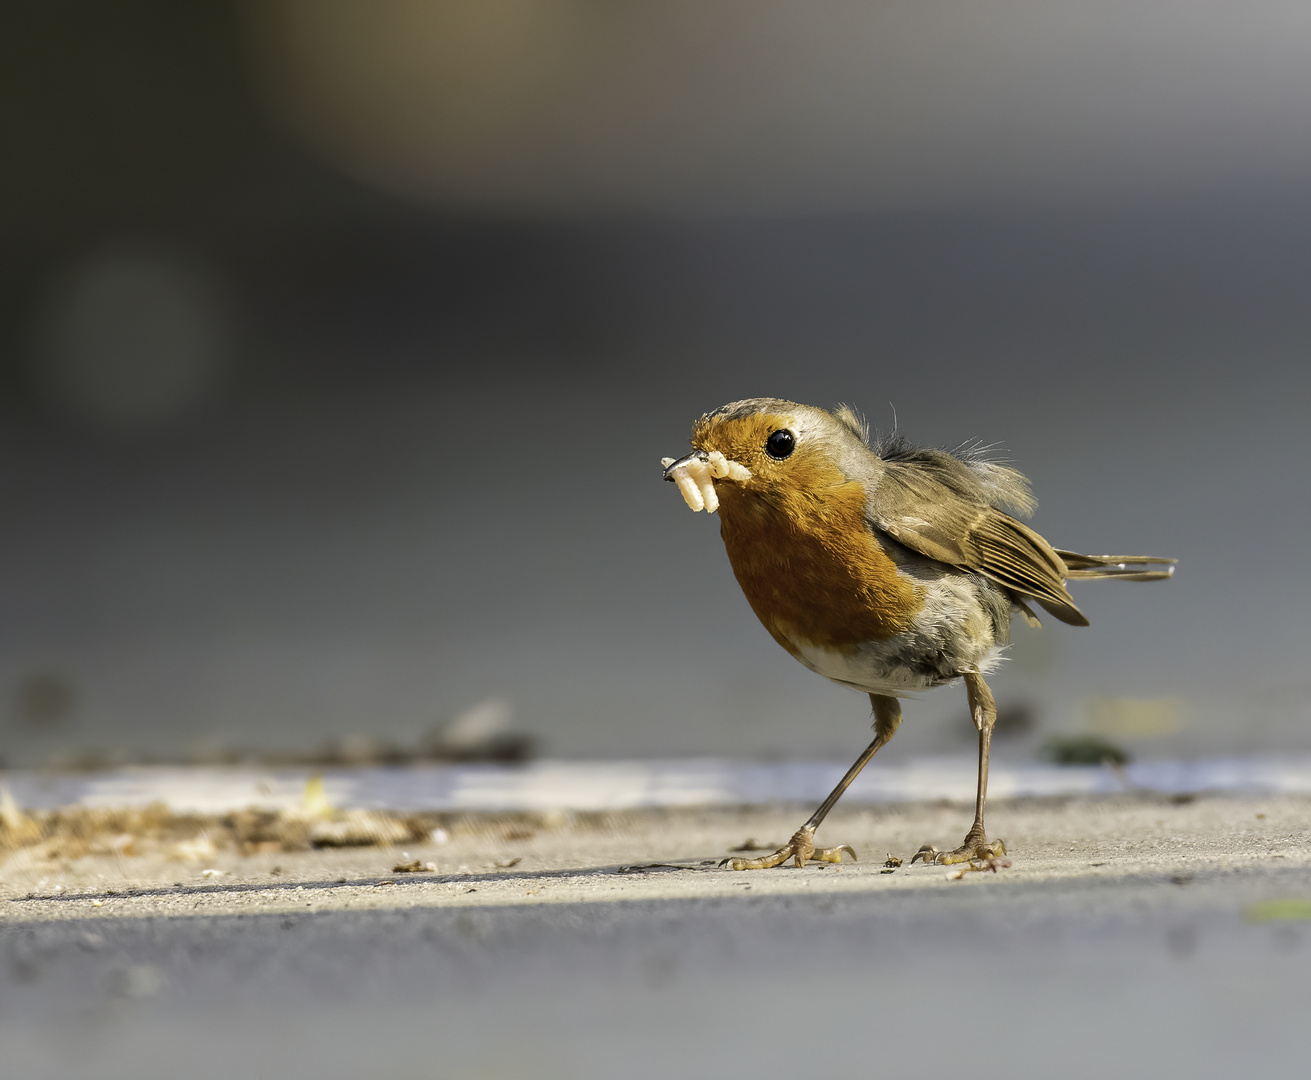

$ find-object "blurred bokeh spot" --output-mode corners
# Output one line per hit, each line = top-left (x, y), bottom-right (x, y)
(27, 244), (232, 431)
(13, 672), (78, 729)
(1088, 696), (1187, 739)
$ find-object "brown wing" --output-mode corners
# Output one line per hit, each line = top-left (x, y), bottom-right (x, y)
(869, 458), (1088, 626)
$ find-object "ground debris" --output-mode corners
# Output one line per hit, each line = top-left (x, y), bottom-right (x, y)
(1, 787), (43, 846)
(2, 802), (205, 862)
(947, 857), (1012, 880)
(310, 810), (411, 848)
(0, 798), (668, 869)
(392, 858), (438, 874)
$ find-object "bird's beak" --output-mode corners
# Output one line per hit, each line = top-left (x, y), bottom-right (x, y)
(660, 450), (751, 513)
(661, 450), (708, 482)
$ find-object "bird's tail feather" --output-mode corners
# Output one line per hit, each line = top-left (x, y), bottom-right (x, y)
(1056, 551), (1176, 581)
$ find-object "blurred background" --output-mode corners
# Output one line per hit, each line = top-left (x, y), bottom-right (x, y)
(2, 0), (1309, 771)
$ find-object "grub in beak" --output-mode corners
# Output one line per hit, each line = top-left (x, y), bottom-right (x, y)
(661, 450), (750, 513)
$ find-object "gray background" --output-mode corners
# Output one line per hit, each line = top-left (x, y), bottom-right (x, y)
(2, 1), (1309, 768)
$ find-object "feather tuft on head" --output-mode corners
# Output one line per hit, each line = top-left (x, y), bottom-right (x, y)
(832, 404), (870, 446)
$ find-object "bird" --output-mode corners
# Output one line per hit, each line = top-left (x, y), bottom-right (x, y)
(661, 398), (1174, 869)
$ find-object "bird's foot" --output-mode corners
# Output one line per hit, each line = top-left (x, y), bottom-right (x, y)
(910, 834), (1006, 866)
(722, 826), (857, 870)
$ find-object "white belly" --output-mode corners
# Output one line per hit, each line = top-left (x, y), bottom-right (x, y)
(792, 639), (1002, 695)
(783, 574), (1008, 695)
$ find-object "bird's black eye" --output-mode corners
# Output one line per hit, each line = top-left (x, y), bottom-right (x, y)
(765, 429), (795, 460)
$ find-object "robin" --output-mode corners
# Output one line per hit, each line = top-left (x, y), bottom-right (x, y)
(661, 398), (1174, 869)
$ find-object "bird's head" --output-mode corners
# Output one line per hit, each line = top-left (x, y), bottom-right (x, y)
(662, 398), (874, 515)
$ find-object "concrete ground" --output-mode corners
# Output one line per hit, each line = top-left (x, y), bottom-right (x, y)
(2, 792), (1309, 1079)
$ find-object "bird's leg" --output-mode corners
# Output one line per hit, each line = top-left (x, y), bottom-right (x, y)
(912, 671), (1008, 866)
(725, 695), (901, 870)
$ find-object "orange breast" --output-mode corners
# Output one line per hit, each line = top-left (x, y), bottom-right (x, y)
(717, 473), (920, 654)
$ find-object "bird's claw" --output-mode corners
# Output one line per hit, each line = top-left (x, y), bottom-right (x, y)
(910, 838), (1007, 866)
(721, 827), (857, 870)
(910, 844), (939, 865)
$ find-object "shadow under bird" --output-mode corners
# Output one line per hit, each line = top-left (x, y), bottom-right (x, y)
(662, 398), (1174, 868)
